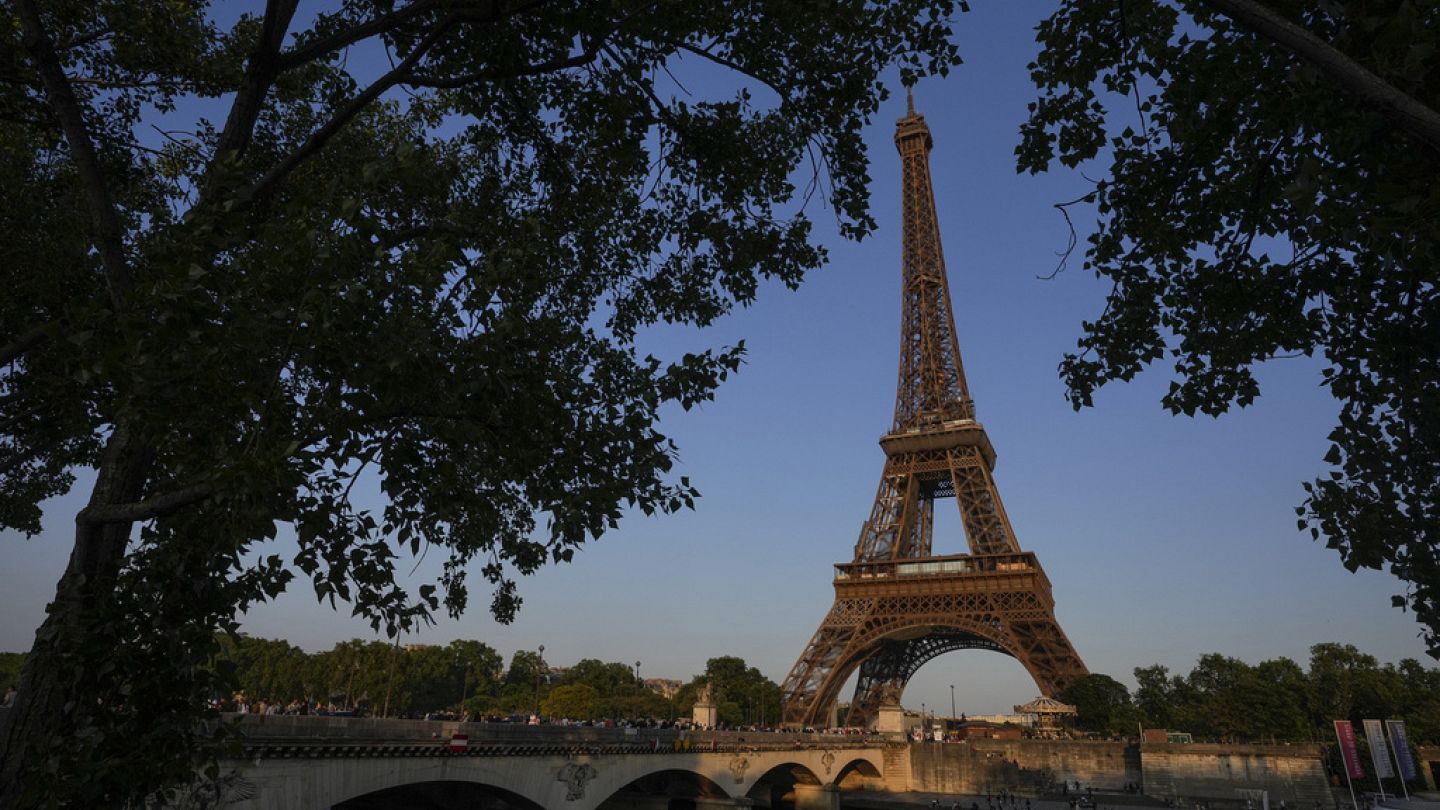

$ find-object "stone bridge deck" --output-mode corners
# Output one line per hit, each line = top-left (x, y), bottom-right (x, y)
(219, 716), (892, 810)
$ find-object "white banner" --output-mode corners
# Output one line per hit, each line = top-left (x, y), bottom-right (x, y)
(1363, 718), (1395, 779)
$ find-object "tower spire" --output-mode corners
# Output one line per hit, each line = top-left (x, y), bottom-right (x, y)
(891, 95), (971, 431)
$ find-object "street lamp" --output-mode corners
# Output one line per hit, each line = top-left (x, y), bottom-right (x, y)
(456, 654), (470, 714)
(533, 644), (545, 718)
(635, 660), (642, 684)
(345, 658), (359, 712)
(950, 684), (956, 720)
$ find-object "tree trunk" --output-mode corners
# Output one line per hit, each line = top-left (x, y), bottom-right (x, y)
(0, 417), (150, 807)
(1201, 0), (1440, 154)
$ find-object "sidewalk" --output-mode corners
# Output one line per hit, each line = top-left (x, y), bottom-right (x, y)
(841, 793), (1158, 810)
(1376, 799), (1440, 810)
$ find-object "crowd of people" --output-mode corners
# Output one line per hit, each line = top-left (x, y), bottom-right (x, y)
(209, 695), (361, 716)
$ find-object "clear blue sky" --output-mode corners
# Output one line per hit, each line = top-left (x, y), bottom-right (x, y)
(1, 4), (1430, 716)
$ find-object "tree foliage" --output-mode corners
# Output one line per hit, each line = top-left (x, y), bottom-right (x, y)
(1101, 645), (1440, 745)
(0, 654), (23, 691)
(0, 0), (962, 803)
(674, 655), (782, 727)
(213, 637), (681, 721)
(542, 682), (600, 720)
(1021, 0), (1440, 652)
(1058, 673), (1139, 737)
(214, 635), (509, 716)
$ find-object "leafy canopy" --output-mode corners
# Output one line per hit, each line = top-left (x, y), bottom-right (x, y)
(0, 0), (961, 803)
(1088, 645), (1439, 744)
(1020, 0), (1440, 653)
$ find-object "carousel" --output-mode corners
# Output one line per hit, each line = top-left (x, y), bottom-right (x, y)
(1015, 695), (1078, 738)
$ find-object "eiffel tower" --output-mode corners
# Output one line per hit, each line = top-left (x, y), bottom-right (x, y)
(779, 92), (1088, 729)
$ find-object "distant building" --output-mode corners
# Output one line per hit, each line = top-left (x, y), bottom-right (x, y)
(643, 678), (682, 698)
(402, 643), (434, 652)
(965, 713), (1035, 727)
(1143, 729), (1193, 744)
(953, 720), (1023, 741)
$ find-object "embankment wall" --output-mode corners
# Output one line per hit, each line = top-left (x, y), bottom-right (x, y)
(1141, 743), (1331, 808)
(908, 740), (1139, 797)
(905, 741), (1335, 808)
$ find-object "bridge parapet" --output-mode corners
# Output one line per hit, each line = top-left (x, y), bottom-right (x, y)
(221, 736), (890, 810)
(225, 713), (889, 750)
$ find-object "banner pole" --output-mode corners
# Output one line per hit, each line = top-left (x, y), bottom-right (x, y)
(1335, 722), (1360, 810)
(1362, 719), (1394, 803)
(1387, 726), (1409, 800)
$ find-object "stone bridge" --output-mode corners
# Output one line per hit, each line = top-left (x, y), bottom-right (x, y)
(215, 716), (892, 810)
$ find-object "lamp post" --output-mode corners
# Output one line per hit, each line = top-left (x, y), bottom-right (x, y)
(456, 653), (470, 714)
(345, 658), (359, 712)
(950, 684), (956, 721)
(382, 636), (400, 719)
(533, 644), (545, 718)
(921, 702), (926, 739)
(635, 660), (641, 684)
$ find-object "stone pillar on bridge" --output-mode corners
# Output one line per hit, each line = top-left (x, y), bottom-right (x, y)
(693, 681), (718, 728)
(693, 700), (718, 729)
(876, 702), (905, 734)
(792, 783), (840, 810)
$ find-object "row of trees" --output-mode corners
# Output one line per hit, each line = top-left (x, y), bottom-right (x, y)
(219, 635), (780, 724)
(1060, 644), (1440, 745)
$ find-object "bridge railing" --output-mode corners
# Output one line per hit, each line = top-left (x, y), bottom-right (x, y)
(225, 714), (890, 756)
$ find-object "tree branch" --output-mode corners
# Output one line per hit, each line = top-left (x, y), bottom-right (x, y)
(15, 0), (133, 312)
(76, 481), (216, 525)
(0, 403), (44, 435)
(276, 0), (442, 70)
(245, 2), (637, 207)
(276, 0), (555, 71)
(1, 323), (50, 366)
(213, 0), (301, 163)
(666, 39), (786, 101)
(246, 14), (462, 205)
(376, 220), (470, 248)
(1201, 0), (1440, 153)
(402, 42), (605, 88)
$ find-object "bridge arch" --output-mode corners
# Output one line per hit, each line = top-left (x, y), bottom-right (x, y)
(334, 779), (545, 810)
(835, 756), (884, 791)
(746, 761), (824, 807)
(596, 767), (733, 809)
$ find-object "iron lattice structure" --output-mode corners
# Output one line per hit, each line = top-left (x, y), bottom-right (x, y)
(779, 95), (1088, 729)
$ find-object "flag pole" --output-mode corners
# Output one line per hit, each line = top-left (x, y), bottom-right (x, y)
(1335, 722), (1360, 810)
(1387, 726), (1409, 801)
(1364, 720), (1389, 802)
